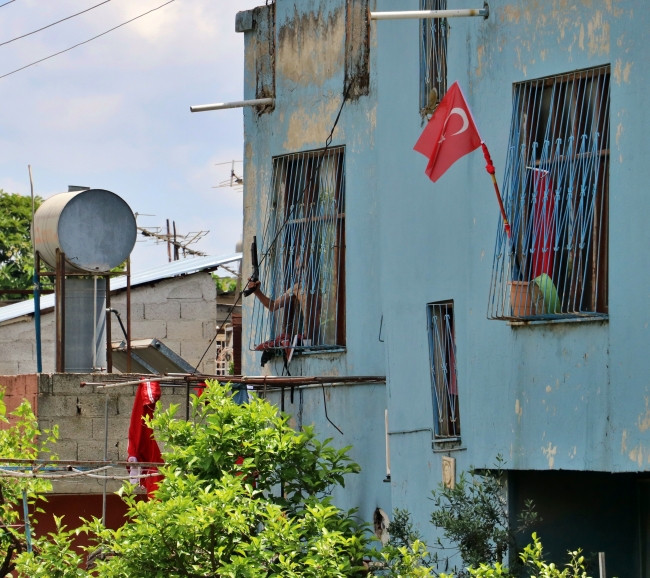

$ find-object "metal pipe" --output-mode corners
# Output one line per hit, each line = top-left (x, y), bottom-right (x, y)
(126, 257), (132, 374)
(190, 98), (274, 113)
(29, 166), (42, 374)
(93, 276), (97, 371)
(370, 7), (488, 19)
(55, 249), (66, 372)
(102, 394), (108, 526)
(22, 490), (32, 553)
(105, 275), (112, 372)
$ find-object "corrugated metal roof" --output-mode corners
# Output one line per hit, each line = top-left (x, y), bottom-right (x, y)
(0, 253), (242, 325)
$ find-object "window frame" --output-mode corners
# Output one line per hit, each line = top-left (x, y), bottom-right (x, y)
(419, 0), (448, 118)
(488, 66), (610, 322)
(427, 300), (461, 440)
(249, 146), (346, 353)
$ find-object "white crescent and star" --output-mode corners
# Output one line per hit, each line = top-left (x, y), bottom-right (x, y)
(438, 107), (471, 143)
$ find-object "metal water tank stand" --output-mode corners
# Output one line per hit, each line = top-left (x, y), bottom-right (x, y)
(55, 249), (66, 373)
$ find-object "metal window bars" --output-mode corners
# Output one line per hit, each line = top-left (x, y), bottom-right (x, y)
(249, 147), (346, 352)
(488, 66), (610, 321)
(420, 0), (448, 118)
(427, 301), (460, 439)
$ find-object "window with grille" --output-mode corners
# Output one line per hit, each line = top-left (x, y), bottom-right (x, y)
(249, 147), (346, 352)
(420, 0), (448, 118)
(488, 66), (610, 321)
(427, 301), (460, 439)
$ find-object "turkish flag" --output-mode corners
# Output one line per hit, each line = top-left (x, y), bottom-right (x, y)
(414, 81), (482, 183)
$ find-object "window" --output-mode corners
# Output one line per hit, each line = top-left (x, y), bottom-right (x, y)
(427, 301), (460, 439)
(420, 0), (448, 118)
(488, 66), (610, 321)
(250, 147), (346, 352)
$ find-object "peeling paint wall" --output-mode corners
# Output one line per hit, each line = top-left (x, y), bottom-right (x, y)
(239, 0), (387, 524)
(374, 0), (650, 540)
(240, 0), (650, 551)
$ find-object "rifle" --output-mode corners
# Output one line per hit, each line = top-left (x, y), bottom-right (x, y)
(242, 236), (259, 297)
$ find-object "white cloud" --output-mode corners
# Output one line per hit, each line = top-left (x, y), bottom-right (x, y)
(0, 0), (261, 269)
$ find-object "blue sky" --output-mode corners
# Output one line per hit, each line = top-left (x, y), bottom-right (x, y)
(0, 0), (260, 270)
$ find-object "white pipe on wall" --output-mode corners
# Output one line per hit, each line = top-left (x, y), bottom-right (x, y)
(371, 8), (488, 20)
(190, 98), (274, 113)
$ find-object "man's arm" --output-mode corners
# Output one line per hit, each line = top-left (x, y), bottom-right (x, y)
(245, 280), (292, 312)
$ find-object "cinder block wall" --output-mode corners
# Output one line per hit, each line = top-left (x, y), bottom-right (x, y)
(109, 272), (218, 374)
(37, 373), (187, 494)
(0, 271), (218, 375)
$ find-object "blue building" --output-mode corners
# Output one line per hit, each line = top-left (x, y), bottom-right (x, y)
(236, 0), (648, 574)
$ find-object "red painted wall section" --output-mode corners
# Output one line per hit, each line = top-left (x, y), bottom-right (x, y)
(31, 494), (132, 554)
(0, 374), (38, 428)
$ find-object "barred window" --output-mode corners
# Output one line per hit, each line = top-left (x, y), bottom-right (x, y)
(427, 301), (460, 439)
(488, 66), (610, 321)
(250, 147), (346, 352)
(420, 0), (448, 118)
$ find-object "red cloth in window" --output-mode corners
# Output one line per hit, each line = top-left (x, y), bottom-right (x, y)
(127, 380), (164, 497)
(530, 169), (555, 279)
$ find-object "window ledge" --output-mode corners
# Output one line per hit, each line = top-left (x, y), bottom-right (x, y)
(508, 315), (608, 327)
(432, 438), (466, 453)
(296, 347), (346, 356)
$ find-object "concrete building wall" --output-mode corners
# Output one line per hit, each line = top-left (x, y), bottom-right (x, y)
(240, 0), (650, 559)
(239, 0), (391, 525)
(0, 271), (219, 375)
(109, 272), (218, 374)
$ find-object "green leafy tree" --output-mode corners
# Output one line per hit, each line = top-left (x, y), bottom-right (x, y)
(81, 381), (371, 577)
(0, 387), (58, 576)
(0, 191), (41, 295)
(429, 457), (538, 577)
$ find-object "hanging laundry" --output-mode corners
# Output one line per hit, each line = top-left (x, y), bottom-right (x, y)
(127, 379), (164, 497)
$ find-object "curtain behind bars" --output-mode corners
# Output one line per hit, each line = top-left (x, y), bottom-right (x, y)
(250, 147), (346, 351)
(488, 66), (610, 321)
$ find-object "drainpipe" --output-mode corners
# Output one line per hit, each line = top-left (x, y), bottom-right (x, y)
(371, 5), (489, 20)
(190, 98), (274, 113)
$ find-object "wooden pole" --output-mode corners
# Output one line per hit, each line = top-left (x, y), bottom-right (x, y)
(166, 219), (172, 263)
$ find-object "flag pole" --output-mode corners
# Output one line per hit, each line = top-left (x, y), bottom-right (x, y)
(480, 143), (510, 238)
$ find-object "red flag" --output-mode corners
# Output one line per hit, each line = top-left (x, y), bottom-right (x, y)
(414, 81), (482, 183)
(127, 379), (164, 497)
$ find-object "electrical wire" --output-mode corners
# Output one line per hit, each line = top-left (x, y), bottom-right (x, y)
(0, 0), (114, 48)
(0, 0), (177, 80)
(0, 0), (16, 8)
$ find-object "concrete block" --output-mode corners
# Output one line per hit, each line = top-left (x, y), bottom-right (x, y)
(78, 440), (119, 462)
(145, 301), (181, 321)
(0, 342), (33, 361)
(55, 417), (93, 440)
(180, 301), (214, 321)
(92, 417), (131, 441)
(38, 395), (80, 418)
(168, 284), (203, 300)
(52, 374), (97, 395)
(117, 393), (138, 416)
(0, 362), (20, 375)
(50, 440), (78, 461)
(167, 321), (204, 341)
(76, 395), (119, 418)
(38, 374), (53, 395)
(130, 320), (167, 340)
(203, 321), (216, 339)
(180, 341), (213, 364)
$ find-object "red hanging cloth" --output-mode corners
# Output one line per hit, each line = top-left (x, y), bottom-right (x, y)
(127, 379), (164, 497)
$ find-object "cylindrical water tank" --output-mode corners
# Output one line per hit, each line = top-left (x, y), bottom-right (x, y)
(33, 188), (137, 273)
